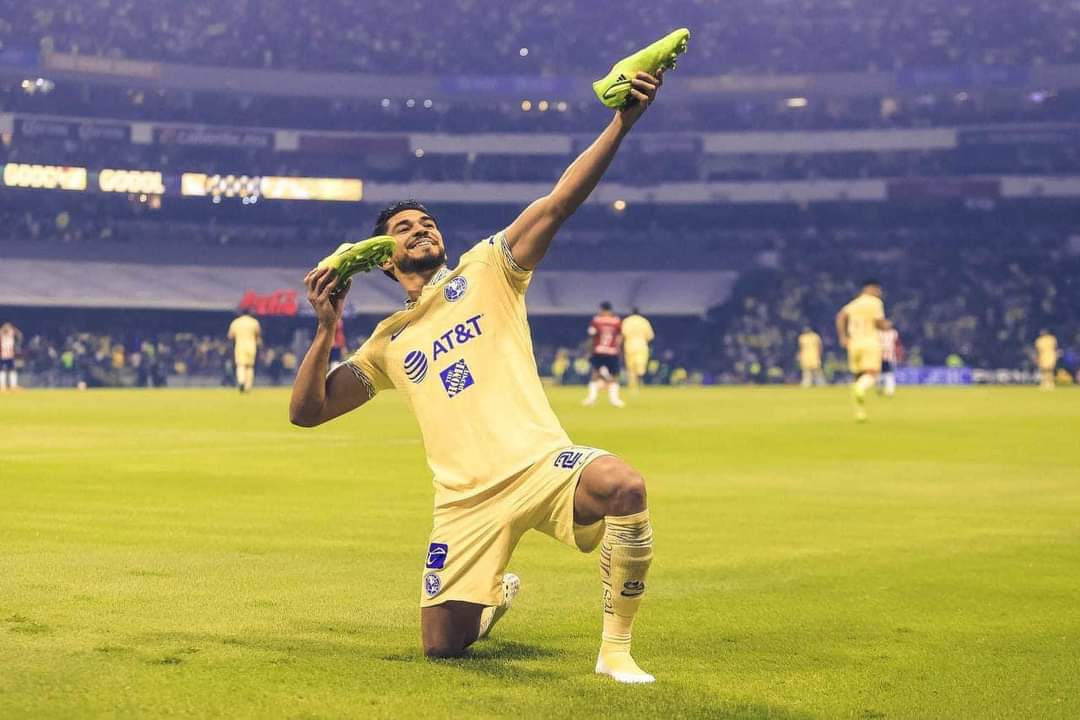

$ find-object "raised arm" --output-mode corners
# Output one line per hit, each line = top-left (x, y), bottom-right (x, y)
(289, 268), (370, 427)
(505, 71), (664, 270)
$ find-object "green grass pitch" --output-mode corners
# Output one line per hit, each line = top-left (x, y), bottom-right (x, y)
(2, 386), (1078, 719)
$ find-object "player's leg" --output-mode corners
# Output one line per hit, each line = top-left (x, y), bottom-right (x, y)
(0, 361), (8, 391)
(421, 601), (485, 658)
(235, 360), (246, 392)
(626, 355), (639, 393)
(245, 364), (255, 392)
(882, 362), (896, 397)
(583, 363), (602, 405)
(574, 456), (653, 683)
(419, 502), (517, 657)
(9, 368), (17, 389)
(603, 359), (625, 407)
(801, 367), (811, 388)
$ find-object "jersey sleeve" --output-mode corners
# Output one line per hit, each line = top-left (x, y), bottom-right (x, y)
(462, 230), (533, 295)
(873, 298), (886, 321)
(344, 336), (394, 399)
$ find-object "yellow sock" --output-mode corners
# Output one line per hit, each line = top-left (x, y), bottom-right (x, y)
(597, 509), (654, 682)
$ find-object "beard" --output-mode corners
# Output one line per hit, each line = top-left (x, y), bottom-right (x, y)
(396, 247), (447, 275)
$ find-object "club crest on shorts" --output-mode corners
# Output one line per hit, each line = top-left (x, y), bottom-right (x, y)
(403, 350), (428, 384)
(423, 572), (442, 598)
(426, 543), (448, 569)
(439, 358), (475, 398)
(444, 276), (468, 302)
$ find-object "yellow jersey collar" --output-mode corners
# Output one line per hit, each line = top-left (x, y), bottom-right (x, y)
(404, 266), (451, 308)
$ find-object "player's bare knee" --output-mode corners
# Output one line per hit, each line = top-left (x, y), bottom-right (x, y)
(609, 466), (647, 515)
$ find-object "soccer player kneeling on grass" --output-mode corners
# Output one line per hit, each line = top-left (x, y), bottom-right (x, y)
(288, 70), (669, 683)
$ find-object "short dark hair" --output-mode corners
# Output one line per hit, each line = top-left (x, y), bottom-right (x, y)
(631, 307), (640, 315)
(862, 278), (882, 288)
(373, 200), (436, 236)
(600, 301), (613, 311)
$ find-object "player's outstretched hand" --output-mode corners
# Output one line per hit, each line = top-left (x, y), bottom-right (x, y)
(618, 69), (664, 126)
(304, 267), (350, 329)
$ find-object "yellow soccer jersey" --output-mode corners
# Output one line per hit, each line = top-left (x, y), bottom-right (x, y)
(622, 314), (655, 355)
(842, 294), (885, 344)
(1036, 335), (1058, 368)
(347, 232), (571, 505)
(798, 331), (822, 369)
(228, 315), (261, 360)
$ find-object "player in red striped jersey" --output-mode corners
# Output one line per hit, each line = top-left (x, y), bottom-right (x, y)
(583, 302), (626, 407)
(878, 320), (903, 398)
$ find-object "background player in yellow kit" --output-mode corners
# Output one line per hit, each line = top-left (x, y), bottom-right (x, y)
(227, 310), (262, 393)
(622, 308), (654, 394)
(1034, 329), (1059, 390)
(289, 69), (667, 683)
(836, 280), (889, 421)
(797, 327), (823, 387)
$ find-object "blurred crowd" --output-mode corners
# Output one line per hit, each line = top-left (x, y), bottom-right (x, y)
(704, 226), (1080, 380)
(2, 0), (1078, 75)
(14, 330), (303, 388)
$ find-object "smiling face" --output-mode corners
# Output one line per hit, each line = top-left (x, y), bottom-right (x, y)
(379, 208), (447, 278)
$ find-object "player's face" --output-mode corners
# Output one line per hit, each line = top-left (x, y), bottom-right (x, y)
(383, 209), (446, 275)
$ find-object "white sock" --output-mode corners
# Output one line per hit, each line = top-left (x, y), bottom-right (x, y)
(584, 381), (600, 404)
(608, 382), (622, 405)
(0, 371), (7, 389)
(854, 373), (875, 398)
(9, 370), (16, 388)
(883, 373), (896, 396)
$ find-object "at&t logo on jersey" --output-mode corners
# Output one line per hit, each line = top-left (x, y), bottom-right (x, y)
(431, 314), (483, 361)
(439, 359), (475, 398)
(444, 276), (468, 302)
(403, 350), (428, 383)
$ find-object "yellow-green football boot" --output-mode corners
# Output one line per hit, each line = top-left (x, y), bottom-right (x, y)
(592, 28), (690, 109)
(316, 235), (396, 281)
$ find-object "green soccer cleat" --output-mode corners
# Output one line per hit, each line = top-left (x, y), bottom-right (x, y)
(316, 235), (396, 282)
(592, 27), (690, 109)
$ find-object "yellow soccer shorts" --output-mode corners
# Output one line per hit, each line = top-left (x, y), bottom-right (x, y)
(847, 340), (882, 374)
(234, 351), (255, 367)
(625, 350), (649, 377)
(419, 445), (610, 607)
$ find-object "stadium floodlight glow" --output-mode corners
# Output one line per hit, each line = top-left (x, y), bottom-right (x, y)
(260, 176), (363, 202)
(2, 163), (87, 191)
(785, 97), (809, 108)
(538, 100), (550, 112)
(99, 169), (165, 195)
(613, 199), (627, 212)
(521, 100), (532, 111)
(423, 99), (433, 109)
(414, 148), (425, 158)
(406, 98), (416, 108)
(381, 98), (391, 108)
(183, 172), (364, 202)
(519, 47), (529, 57)
(556, 101), (568, 112)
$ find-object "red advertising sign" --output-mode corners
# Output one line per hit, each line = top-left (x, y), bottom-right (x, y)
(239, 289), (299, 316)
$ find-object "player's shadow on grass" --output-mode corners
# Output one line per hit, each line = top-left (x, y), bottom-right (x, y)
(384, 639), (563, 680)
